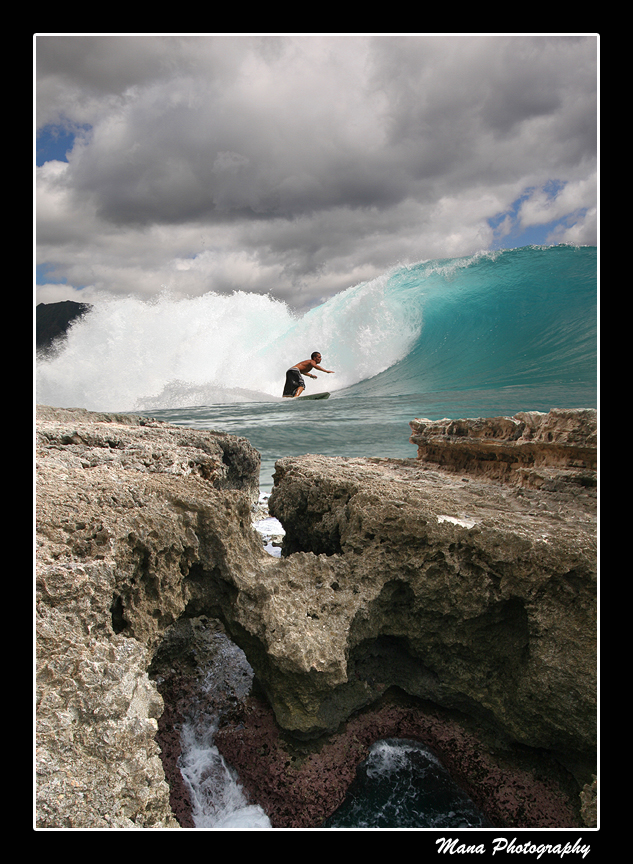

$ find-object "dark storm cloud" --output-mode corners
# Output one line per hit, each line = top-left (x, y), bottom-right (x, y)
(43, 41), (404, 225)
(36, 34), (597, 310)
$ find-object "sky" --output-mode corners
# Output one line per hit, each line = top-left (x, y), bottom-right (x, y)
(35, 34), (598, 312)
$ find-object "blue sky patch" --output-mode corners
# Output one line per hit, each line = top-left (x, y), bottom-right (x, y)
(488, 181), (579, 249)
(36, 124), (91, 166)
(37, 263), (66, 284)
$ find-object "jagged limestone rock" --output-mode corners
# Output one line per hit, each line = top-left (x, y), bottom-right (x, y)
(36, 406), (262, 828)
(266, 433), (596, 778)
(580, 776), (597, 828)
(36, 405), (597, 828)
(409, 408), (597, 489)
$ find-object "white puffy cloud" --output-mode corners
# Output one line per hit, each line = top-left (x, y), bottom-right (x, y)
(518, 175), (597, 228)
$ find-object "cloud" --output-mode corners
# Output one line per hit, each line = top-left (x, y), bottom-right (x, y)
(517, 175), (597, 228)
(36, 34), (598, 311)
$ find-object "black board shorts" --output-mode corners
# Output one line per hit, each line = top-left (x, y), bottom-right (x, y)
(283, 367), (305, 397)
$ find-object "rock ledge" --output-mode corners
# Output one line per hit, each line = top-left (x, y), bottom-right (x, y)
(36, 406), (596, 829)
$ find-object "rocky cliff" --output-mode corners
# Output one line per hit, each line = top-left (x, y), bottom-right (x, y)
(35, 405), (596, 829)
(409, 408), (597, 488)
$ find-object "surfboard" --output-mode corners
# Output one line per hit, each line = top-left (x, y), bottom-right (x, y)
(295, 391), (330, 400)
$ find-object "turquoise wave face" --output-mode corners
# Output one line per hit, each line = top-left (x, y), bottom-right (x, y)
(37, 244), (596, 413)
(341, 245), (597, 398)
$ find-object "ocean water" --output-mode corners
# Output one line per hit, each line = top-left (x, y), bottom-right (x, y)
(36, 244), (597, 827)
(37, 244), (597, 492)
(323, 739), (492, 829)
(176, 624), (492, 830)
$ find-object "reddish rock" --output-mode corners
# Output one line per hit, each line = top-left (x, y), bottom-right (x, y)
(214, 692), (580, 829)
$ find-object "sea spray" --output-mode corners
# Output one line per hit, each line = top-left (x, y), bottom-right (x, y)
(35, 267), (422, 412)
(36, 245), (597, 492)
(36, 290), (297, 412)
(178, 724), (271, 829)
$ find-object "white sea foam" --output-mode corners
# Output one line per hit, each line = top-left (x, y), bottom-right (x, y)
(36, 272), (421, 412)
(178, 633), (273, 830)
(364, 739), (442, 779)
(253, 515), (285, 558)
(179, 724), (272, 830)
(37, 246), (596, 412)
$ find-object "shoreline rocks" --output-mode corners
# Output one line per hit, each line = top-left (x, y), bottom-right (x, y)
(266, 452), (596, 766)
(35, 405), (597, 829)
(409, 408), (596, 489)
(35, 405), (262, 828)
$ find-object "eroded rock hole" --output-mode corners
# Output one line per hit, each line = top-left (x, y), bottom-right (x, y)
(323, 737), (492, 828)
(110, 594), (127, 634)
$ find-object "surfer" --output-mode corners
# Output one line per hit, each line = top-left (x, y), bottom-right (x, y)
(282, 352), (334, 398)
